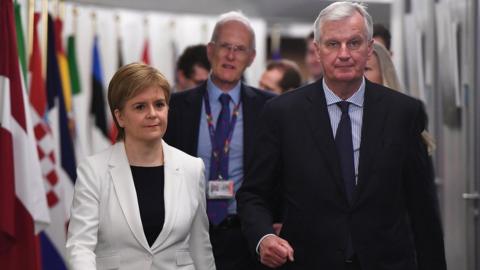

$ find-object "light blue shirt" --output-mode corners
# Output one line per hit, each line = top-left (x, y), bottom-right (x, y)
(197, 77), (243, 214)
(323, 78), (365, 184)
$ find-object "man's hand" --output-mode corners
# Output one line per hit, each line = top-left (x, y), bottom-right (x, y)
(259, 235), (294, 268)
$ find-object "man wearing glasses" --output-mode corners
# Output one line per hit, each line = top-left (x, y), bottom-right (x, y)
(164, 11), (275, 270)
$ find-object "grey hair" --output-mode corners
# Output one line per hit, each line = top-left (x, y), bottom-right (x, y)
(313, 1), (373, 43)
(210, 11), (256, 50)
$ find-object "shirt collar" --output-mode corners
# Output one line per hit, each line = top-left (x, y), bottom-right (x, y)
(322, 77), (365, 108)
(207, 75), (241, 105)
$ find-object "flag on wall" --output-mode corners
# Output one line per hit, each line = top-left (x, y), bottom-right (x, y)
(67, 35), (81, 95)
(109, 28), (124, 143)
(14, 2), (27, 86)
(29, 13), (70, 270)
(55, 17), (73, 114)
(141, 38), (150, 65)
(117, 34), (124, 68)
(45, 18), (77, 268)
(0, 1), (50, 269)
(91, 36), (109, 139)
(46, 13), (77, 185)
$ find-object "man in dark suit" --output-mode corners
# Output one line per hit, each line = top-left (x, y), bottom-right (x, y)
(236, 2), (446, 270)
(164, 11), (274, 270)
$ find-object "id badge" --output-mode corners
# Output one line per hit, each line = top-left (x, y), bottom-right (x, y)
(208, 180), (234, 199)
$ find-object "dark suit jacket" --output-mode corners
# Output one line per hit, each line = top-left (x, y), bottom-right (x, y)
(164, 82), (278, 270)
(237, 80), (446, 270)
(164, 82), (275, 173)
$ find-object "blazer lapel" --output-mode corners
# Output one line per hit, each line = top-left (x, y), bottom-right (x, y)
(182, 84), (205, 156)
(353, 81), (388, 205)
(109, 143), (151, 252)
(303, 82), (345, 200)
(242, 85), (262, 167)
(151, 141), (183, 251)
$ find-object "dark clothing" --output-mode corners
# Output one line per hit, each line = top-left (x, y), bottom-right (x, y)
(209, 215), (257, 270)
(345, 256), (362, 270)
(131, 165), (165, 247)
(237, 80), (447, 270)
(164, 82), (275, 270)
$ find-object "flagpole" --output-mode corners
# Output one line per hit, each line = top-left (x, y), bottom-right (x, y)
(59, 0), (65, 21)
(73, 6), (77, 35)
(143, 15), (149, 40)
(115, 13), (120, 39)
(53, 0), (58, 18)
(28, 0), (34, 65)
(41, 0), (48, 78)
(91, 11), (96, 36)
(270, 23), (281, 59)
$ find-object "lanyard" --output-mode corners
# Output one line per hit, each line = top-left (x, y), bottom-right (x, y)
(204, 92), (241, 174)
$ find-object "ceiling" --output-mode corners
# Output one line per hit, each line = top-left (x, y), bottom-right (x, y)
(68, 0), (392, 27)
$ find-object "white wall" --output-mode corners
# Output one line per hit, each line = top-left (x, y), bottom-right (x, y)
(58, 3), (266, 158)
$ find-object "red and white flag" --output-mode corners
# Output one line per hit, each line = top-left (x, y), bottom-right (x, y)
(0, 0), (50, 269)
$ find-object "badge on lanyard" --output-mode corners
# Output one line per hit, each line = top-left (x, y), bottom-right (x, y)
(208, 180), (234, 199)
(204, 92), (240, 200)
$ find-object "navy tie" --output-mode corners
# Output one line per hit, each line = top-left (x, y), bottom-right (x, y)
(207, 93), (230, 225)
(335, 101), (356, 259)
(335, 101), (355, 202)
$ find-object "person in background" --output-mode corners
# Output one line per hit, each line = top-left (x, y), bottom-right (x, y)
(237, 2), (446, 269)
(164, 11), (275, 270)
(373, 23), (392, 55)
(365, 42), (402, 91)
(304, 31), (323, 82)
(365, 42), (436, 155)
(259, 59), (303, 95)
(66, 63), (215, 270)
(175, 44), (211, 92)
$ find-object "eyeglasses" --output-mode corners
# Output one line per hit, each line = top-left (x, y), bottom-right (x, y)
(213, 42), (251, 56)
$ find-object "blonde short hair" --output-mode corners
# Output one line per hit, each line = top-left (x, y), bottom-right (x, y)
(107, 62), (171, 141)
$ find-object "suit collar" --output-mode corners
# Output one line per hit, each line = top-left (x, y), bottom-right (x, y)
(206, 77), (241, 105)
(181, 84), (205, 155)
(108, 141), (184, 253)
(109, 143), (150, 251)
(354, 80), (388, 205)
(322, 77), (365, 107)
(304, 81), (345, 201)
(151, 141), (183, 252)
(303, 80), (389, 207)
(241, 84), (263, 169)
(185, 82), (206, 105)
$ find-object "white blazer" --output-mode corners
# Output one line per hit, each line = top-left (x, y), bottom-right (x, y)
(66, 140), (215, 270)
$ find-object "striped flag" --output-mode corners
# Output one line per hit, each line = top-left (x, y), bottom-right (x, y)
(90, 36), (109, 140)
(109, 29), (125, 143)
(29, 13), (70, 270)
(0, 1), (50, 269)
(46, 13), (77, 186)
(67, 35), (81, 95)
(14, 2), (27, 86)
(45, 16), (77, 268)
(55, 17), (73, 114)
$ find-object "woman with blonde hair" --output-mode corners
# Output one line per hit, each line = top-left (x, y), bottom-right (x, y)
(66, 63), (215, 270)
(365, 42), (404, 91)
(365, 42), (435, 154)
